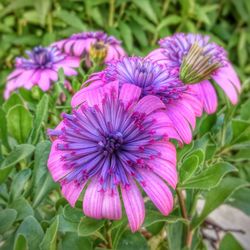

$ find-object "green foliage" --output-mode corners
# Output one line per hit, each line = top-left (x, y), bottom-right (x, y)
(0, 0), (250, 249)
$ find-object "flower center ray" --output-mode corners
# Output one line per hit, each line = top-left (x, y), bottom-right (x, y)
(50, 91), (163, 190)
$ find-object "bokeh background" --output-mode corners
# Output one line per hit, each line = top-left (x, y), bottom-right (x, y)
(0, 1), (250, 250)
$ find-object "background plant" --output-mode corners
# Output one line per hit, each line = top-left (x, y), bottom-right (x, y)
(0, 0), (250, 249)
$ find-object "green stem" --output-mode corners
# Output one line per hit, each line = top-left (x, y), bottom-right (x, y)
(176, 188), (193, 248)
(109, 0), (115, 27)
(105, 221), (113, 249)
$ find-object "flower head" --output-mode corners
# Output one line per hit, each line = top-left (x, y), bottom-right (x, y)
(147, 33), (241, 113)
(4, 46), (80, 99)
(48, 82), (177, 232)
(53, 31), (126, 66)
(72, 57), (203, 144)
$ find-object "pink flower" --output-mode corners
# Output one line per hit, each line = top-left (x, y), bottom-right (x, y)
(147, 33), (241, 114)
(53, 31), (126, 66)
(71, 57), (203, 144)
(4, 46), (80, 99)
(48, 82), (177, 232)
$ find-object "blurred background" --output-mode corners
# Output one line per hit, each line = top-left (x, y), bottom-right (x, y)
(0, 0), (250, 249)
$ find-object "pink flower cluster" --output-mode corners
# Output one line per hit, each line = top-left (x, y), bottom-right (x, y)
(4, 32), (126, 99)
(5, 31), (241, 232)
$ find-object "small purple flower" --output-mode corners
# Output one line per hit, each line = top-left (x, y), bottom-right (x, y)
(72, 57), (203, 144)
(53, 31), (126, 65)
(147, 33), (241, 114)
(4, 46), (80, 99)
(48, 82), (177, 232)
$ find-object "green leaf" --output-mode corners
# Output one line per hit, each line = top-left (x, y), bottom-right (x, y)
(0, 108), (10, 150)
(119, 22), (133, 52)
(143, 210), (187, 227)
(219, 233), (244, 250)
(0, 144), (35, 184)
(231, 119), (250, 144)
(58, 215), (78, 233)
(13, 234), (28, 250)
(63, 204), (84, 223)
(0, 208), (17, 233)
(10, 197), (34, 221)
(192, 177), (249, 229)
(179, 155), (199, 183)
(227, 188), (250, 216)
(179, 162), (236, 189)
(10, 169), (31, 201)
(30, 94), (49, 144)
(16, 216), (44, 250)
(60, 232), (92, 250)
(117, 231), (149, 250)
(240, 99), (250, 120)
(157, 15), (182, 31)
(7, 104), (33, 143)
(33, 141), (56, 207)
(132, 0), (157, 23)
(55, 10), (87, 31)
(34, 0), (51, 26)
(40, 216), (59, 250)
(78, 217), (104, 236)
(3, 93), (23, 113)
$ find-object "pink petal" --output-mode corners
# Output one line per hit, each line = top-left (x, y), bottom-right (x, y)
(194, 80), (218, 114)
(64, 56), (81, 67)
(7, 69), (23, 80)
(139, 170), (174, 215)
(166, 107), (192, 144)
(134, 95), (165, 115)
(71, 80), (105, 107)
(83, 179), (104, 219)
(121, 179), (145, 232)
(64, 40), (76, 54)
(82, 81), (119, 108)
(148, 158), (177, 189)
(119, 84), (142, 109)
(218, 65), (241, 92)
(47, 139), (72, 181)
(168, 101), (196, 129)
(15, 70), (36, 88)
(37, 72), (51, 91)
(72, 41), (85, 57)
(61, 180), (86, 207)
(102, 186), (122, 220)
(147, 111), (182, 143)
(212, 74), (238, 105)
(182, 89), (203, 117)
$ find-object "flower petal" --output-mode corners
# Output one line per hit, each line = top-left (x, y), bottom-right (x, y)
(139, 170), (174, 215)
(83, 179), (104, 219)
(61, 180), (86, 207)
(212, 74), (238, 105)
(102, 186), (122, 220)
(134, 95), (165, 115)
(121, 178), (145, 232)
(119, 83), (142, 109)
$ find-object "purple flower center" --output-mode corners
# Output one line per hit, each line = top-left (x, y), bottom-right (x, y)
(49, 89), (162, 191)
(16, 46), (65, 70)
(104, 57), (188, 103)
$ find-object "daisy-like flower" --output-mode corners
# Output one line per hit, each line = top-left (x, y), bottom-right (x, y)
(48, 82), (177, 232)
(71, 57), (203, 144)
(147, 33), (241, 114)
(53, 31), (126, 66)
(4, 46), (80, 99)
